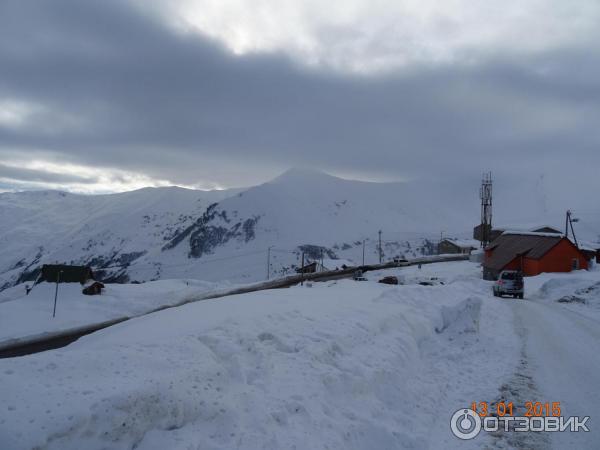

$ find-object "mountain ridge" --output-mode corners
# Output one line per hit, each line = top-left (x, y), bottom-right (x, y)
(1, 168), (576, 289)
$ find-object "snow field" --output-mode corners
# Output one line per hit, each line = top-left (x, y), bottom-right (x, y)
(0, 279), (226, 344)
(0, 262), (520, 450)
(2, 256), (600, 449)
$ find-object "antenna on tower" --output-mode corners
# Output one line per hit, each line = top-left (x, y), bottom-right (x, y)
(479, 172), (493, 248)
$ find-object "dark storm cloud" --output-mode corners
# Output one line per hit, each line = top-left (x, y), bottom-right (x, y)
(0, 163), (97, 185)
(0, 0), (599, 192)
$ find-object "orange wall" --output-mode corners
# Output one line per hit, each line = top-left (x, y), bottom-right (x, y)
(523, 258), (539, 276)
(491, 239), (588, 276)
(503, 257), (521, 271)
(535, 239), (588, 274)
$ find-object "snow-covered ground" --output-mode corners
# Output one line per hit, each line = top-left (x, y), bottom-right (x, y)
(0, 261), (517, 449)
(1, 261), (599, 449)
(0, 279), (226, 345)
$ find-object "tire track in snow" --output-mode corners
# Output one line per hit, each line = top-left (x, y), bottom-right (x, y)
(488, 303), (549, 450)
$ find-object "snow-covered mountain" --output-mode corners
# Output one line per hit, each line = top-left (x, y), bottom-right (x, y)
(124, 168), (474, 283)
(4, 168), (588, 290)
(0, 186), (239, 289)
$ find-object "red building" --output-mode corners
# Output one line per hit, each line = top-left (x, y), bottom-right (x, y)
(483, 232), (588, 280)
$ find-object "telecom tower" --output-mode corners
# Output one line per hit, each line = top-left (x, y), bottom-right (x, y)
(479, 172), (493, 247)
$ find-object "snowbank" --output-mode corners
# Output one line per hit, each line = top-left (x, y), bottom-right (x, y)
(436, 297), (481, 334)
(525, 268), (600, 319)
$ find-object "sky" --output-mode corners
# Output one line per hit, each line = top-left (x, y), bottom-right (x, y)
(1, 0), (599, 200)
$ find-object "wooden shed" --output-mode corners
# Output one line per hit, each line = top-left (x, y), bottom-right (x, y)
(576, 241), (600, 264)
(40, 264), (95, 284)
(439, 238), (479, 255)
(295, 262), (318, 274)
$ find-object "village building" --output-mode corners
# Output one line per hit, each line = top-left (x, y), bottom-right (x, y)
(474, 224), (562, 244)
(438, 238), (479, 255)
(483, 231), (588, 280)
(295, 261), (318, 274)
(576, 241), (600, 265)
(40, 264), (95, 284)
(318, 259), (354, 271)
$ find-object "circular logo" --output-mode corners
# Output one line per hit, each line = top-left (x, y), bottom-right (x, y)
(450, 408), (482, 440)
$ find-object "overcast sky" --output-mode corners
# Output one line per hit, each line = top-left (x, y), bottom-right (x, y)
(1, 0), (599, 198)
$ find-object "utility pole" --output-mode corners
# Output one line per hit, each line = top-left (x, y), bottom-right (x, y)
(52, 270), (62, 318)
(378, 230), (383, 264)
(439, 230), (445, 255)
(565, 210), (579, 247)
(362, 239), (366, 266)
(266, 246), (273, 280)
(300, 252), (305, 286)
(320, 248), (324, 272)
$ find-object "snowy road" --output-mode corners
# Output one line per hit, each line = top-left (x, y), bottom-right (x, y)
(510, 297), (600, 449)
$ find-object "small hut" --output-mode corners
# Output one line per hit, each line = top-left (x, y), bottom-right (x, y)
(82, 281), (105, 295)
(295, 262), (318, 274)
(439, 238), (479, 255)
(40, 264), (95, 284)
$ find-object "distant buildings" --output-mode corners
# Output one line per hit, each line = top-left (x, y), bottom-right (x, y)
(295, 261), (318, 274)
(577, 241), (600, 264)
(439, 238), (479, 255)
(318, 259), (353, 271)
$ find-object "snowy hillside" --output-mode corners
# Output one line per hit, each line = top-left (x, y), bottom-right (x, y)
(0, 169), (465, 289)
(129, 168), (476, 283)
(3, 168), (586, 290)
(0, 187), (239, 290)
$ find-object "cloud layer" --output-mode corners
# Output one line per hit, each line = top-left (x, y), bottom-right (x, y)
(0, 0), (599, 205)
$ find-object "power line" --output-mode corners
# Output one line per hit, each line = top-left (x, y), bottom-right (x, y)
(89, 249), (269, 271)
(34, 232), (445, 277)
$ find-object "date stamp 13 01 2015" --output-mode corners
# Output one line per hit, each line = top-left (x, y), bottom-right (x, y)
(450, 401), (590, 440)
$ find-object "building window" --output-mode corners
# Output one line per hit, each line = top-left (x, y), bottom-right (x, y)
(572, 258), (580, 270)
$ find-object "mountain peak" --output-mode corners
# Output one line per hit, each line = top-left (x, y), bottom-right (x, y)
(270, 167), (338, 185)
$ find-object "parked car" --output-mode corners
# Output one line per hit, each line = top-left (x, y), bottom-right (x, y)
(378, 276), (399, 285)
(353, 269), (367, 281)
(493, 270), (524, 299)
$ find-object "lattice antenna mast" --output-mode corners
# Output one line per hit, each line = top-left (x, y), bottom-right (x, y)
(479, 172), (493, 247)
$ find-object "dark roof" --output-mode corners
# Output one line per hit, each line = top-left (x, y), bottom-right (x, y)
(484, 233), (563, 270)
(295, 261), (317, 274)
(492, 225), (562, 234)
(441, 238), (478, 249)
(40, 264), (95, 283)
